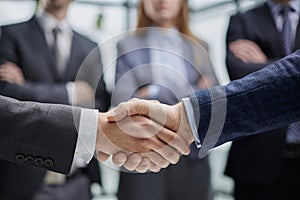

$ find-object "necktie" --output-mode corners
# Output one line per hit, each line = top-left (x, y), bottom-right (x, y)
(280, 7), (300, 144)
(51, 27), (60, 62)
(51, 27), (65, 77)
(281, 6), (293, 55)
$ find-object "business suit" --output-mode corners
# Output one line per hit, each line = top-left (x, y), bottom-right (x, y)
(0, 16), (109, 199)
(225, 3), (299, 198)
(113, 32), (217, 200)
(0, 95), (80, 174)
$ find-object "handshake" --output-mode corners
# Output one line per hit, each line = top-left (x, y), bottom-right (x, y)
(95, 98), (196, 173)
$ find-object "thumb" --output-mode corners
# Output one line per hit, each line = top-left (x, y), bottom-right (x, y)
(106, 104), (129, 122)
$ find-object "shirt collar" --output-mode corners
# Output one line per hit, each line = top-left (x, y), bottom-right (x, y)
(267, 0), (300, 16)
(36, 9), (72, 35)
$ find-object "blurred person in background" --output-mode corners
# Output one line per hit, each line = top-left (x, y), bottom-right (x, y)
(0, 0), (110, 199)
(225, 0), (300, 199)
(112, 0), (218, 199)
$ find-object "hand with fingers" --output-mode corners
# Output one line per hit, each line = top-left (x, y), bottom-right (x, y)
(101, 98), (196, 171)
(229, 39), (267, 64)
(95, 108), (191, 173)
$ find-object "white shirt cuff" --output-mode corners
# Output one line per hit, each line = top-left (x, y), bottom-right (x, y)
(182, 97), (201, 148)
(66, 82), (77, 105)
(74, 108), (98, 164)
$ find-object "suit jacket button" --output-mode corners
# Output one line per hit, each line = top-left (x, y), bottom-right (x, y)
(34, 157), (44, 167)
(15, 154), (25, 163)
(44, 159), (54, 168)
(24, 156), (34, 165)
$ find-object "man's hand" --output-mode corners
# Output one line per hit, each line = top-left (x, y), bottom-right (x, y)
(96, 110), (190, 173)
(0, 62), (25, 85)
(229, 39), (267, 64)
(104, 99), (196, 169)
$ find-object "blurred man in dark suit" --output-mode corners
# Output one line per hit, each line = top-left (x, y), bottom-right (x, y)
(0, 0), (110, 199)
(225, 0), (300, 199)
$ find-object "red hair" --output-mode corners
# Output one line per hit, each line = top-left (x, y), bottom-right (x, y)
(136, 0), (200, 42)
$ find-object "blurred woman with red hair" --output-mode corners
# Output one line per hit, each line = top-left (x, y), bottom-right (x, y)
(113, 0), (218, 199)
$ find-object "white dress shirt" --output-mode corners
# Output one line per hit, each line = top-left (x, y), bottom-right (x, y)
(36, 9), (73, 76)
(146, 28), (188, 97)
(75, 108), (98, 164)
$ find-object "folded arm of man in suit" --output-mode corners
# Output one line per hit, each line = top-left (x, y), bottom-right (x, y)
(226, 14), (283, 79)
(0, 58), (109, 110)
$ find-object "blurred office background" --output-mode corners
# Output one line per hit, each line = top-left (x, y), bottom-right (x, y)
(0, 0), (266, 200)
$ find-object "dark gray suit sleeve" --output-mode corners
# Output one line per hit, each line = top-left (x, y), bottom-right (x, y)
(0, 95), (81, 174)
(0, 82), (69, 104)
(0, 25), (70, 104)
(191, 50), (300, 149)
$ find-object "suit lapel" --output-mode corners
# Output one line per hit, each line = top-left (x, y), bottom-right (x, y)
(30, 17), (61, 81)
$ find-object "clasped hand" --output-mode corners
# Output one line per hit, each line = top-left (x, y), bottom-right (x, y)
(95, 99), (195, 173)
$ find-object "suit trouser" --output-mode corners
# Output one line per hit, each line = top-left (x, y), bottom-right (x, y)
(234, 156), (300, 200)
(118, 156), (212, 200)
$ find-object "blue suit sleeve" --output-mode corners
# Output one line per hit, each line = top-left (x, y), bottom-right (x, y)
(191, 50), (300, 151)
